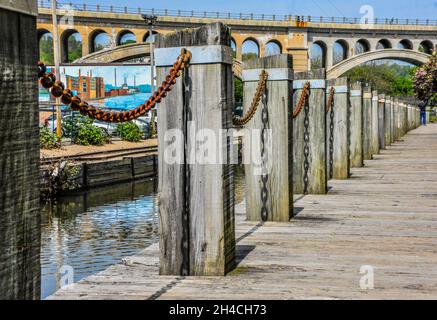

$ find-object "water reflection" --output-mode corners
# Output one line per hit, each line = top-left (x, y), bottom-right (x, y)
(39, 165), (245, 299)
(40, 178), (159, 299)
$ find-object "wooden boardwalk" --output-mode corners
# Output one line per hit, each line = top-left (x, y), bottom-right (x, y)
(49, 124), (437, 300)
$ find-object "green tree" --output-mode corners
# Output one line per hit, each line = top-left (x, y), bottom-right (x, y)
(344, 62), (415, 97)
(67, 36), (83, 62)
(242, 52), (258, 62)
(39, 34), (54, 65)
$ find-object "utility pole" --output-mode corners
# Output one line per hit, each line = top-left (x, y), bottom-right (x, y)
(142, 14), (158, 137)
(142, 14), (157, 94)
(51, 0), (62, 139)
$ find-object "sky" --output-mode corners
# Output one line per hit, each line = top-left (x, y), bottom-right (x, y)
(46, 0), (437, 20)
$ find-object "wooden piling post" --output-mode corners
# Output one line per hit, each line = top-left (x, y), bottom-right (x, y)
(392, 98), (399, 141)
(391, 97), (396, 141)
(326, 78), (350, 179)
(371, 91), (380, 155)
(243, 54), (293, 222)
(384, 96), (392, 146)
(293, 70), (327, 194)
(349, 82), (363, 168)
(156, 23), (235, 276)
(362, 86), (373, 160)
(0, 2), (40, 299)
(401, 102), (408, 135)
(378, 94), (386, 150)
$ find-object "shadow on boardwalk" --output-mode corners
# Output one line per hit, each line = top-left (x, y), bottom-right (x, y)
(49, 124), (437, 300)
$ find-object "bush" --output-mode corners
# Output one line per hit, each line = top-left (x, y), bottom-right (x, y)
(40, 125), (61, 149)
(75, 121), (108, 146)
(116, 122), (143, 142)
(63, 115), (110, 146)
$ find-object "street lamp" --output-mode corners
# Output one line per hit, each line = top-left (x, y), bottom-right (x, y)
(142, 14), (158, 94)
(142, 14), (158, 137)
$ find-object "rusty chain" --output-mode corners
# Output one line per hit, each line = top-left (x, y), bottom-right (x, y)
(293, 81), (311, 118)
(233, 70), (268, 126)
(37, 49), (192, 123)
(327, 86), (335, 179)
(326, 86), (335, 113)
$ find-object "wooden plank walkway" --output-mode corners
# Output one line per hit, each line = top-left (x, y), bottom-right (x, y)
(48, 124), (437, 300)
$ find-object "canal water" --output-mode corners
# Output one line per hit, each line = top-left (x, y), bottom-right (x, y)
(40, 166), (245, 299)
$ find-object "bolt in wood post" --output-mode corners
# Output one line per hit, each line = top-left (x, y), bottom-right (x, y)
(384, 96), (392, 146)
(371, 91), (380, 155)
(378, 94), (386, 150)
(155, 23), (235, 276)
(326, 77), (350, 179)
(293, 69), (327, 195)
(362, 86), (373, 160)
(243, 55), (294, 222)
(349, 82), (363, 168)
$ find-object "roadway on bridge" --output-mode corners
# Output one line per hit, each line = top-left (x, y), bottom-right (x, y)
(49, 123), (437, 299)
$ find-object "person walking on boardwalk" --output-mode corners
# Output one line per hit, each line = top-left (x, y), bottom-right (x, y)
(419, 100), (428, 126)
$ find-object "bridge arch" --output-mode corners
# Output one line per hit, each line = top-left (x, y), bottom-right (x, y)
(265, 40), (282, 57)
(60, 29), (83, 63)
(117, 30), (136, 46)
(397, 39), (413, 50)
(419, 40), (434, 54)
(376, 39), (392, 50)
(327, 48), (430, 79)
(89, 29), (112, 53)
(333, 39), (349, 64)
(38, 29), (53, 64)
(310, 40), (327, 69)
(241, 37), (260, 61)
(355, 39), (370, 55)
(143, 31), (158, 43)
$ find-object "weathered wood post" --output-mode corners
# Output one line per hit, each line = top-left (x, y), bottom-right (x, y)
(378, 94), (386, 150)
(326, 78), (350, 179)
(392, 98), (399, 141)
(293, 70), (327, 194)
(384, 96), (392, 146)
(0, 2), (41, 300)
(362, 86), (373, 160)
(243, 54), (293, 222)
(349, 82), (363, 167)
(401, 102), (408, 135)
(426, 110), (430, 125)
(390, 97), (395, 143)
(407, 105), (412, 131)
(156, 23), (235, 276)
(371, 90), (380, 155)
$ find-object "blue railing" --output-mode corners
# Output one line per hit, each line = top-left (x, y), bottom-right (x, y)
(37, 0), (437, 26)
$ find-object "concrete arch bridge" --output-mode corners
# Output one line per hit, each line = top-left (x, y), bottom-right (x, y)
(74, 43), (431, 80)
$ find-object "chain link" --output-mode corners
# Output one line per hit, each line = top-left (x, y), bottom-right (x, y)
(303, 86), (311, 195)
(38, 49), (192, 123)
(233, 70), (268, 126)
(293, 81), (311, 118)
(328, 87), (335, 179)
(260, 90), (269, 221)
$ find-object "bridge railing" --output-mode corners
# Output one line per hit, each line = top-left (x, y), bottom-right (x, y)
(38, 0), (437, 26)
